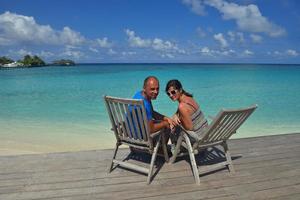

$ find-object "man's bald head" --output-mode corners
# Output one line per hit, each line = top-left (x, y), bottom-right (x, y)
(143, 76), (159, 88)
(143, 76), (159, 100)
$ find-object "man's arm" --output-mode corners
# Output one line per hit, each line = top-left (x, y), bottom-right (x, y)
(153, 110), (178, 129)
(148, 120), (169, 133)
(152, 110), (165, 120)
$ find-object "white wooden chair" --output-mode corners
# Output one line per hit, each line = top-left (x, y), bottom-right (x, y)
(104, 95), (169, 184)
(170, 104), (257, 184)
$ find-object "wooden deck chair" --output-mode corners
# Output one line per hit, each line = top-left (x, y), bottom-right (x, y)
(170, 104), (257, 185)
(104, 95), (169, 184)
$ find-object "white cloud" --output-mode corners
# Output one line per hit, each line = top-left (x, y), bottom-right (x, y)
(152, 38), (179, 52)
(161, 53), (175, 58)
(269, 49), (299, 57)
(108, 49), (117, 55)
(274, 51), (281, 56)
(201, 46), (210, 54)
(204, 0), (286, 37)
(250, 34), (262, 43)
(0, 11), (56, 45)
(236, 32), (245, 43)
(59, 27), (85, 45)
(125, 29), (151, 47)
(65, 45), (80, 50)
(286, 49), (298, 56)
(62, 50), (84, 58)
(0, 11), (85, 46)
(196, 27), (206, 37)
(183, 0), (286, 37)
(214, 33), (228, 48)
(96, 37), (112, 48)
(89, 47), (99, 53)
(200, 46), (234, 56)
(39, 50), (55, 58)
(227, 31), (235, 41)
(10, 49), (55, 59)
(182, 0), (206, 16)
(243, 49), (254, 56)
(125, 29), (185, 55)
(0, 37), (11, 45)
(62, 46), (84, 58)
(121, 51), (137, 56)
(227, 31), (244, 43)
(221, 49), (235, 56)
(15, 49), (33, 57)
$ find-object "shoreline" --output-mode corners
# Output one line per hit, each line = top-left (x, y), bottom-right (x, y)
(1, 119), (299, 157)
(0, 139), (115, 156)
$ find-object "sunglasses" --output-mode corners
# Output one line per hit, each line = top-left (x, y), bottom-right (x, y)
(167, 90), (177, 96)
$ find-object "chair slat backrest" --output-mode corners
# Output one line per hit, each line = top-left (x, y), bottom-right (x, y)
(104, 95), (151, 147)
(202, 105), (257, 143)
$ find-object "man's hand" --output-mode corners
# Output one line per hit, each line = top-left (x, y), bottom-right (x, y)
(164, 116), (178, 131)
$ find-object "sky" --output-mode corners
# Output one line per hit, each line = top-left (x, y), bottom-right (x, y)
(0, 0), (299, 63)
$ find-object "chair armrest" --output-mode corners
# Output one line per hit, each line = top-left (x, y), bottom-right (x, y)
(150, 130), (163, 138)
(150, 120), (167, 138)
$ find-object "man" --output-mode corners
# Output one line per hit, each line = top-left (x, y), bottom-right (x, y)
(133, 76), (175, 133)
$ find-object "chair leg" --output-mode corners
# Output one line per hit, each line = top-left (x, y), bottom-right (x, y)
(161, 131), (169, 163)
(147, 136), (161, 184)
(223, 142), (235, 173)
(170, 133), (184, 163)
(183, 134), (200, 185)
(108, 142), (119, 173)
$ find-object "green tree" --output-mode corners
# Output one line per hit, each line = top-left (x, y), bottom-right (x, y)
(21, 55), (46, 67)
(0, 56), (14, 65)
(22, 55), (32, 66)
(32, 55), (46, 66)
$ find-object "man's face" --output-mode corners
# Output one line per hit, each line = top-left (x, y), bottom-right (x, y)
(144, 78), (159, 100)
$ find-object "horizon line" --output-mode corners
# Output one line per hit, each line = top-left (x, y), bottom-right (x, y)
(75, 62), (300, 65)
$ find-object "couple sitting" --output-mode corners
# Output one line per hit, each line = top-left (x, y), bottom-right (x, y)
(133, 76), (208, 149)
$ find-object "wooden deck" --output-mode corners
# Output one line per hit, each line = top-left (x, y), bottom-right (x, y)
(0, 133), (299, 200)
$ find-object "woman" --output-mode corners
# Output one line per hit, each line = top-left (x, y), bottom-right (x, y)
(165, 79), (208, 136)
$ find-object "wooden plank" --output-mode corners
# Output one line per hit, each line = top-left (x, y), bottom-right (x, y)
(0, 133), (299, 200)
(112, 159), (149, 174)
(0, 144), (299, 186)
(0, 142), (299, 178)
(125, 104), (135, 139)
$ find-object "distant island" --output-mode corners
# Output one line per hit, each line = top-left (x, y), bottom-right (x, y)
(0, 55), (75, 68)
(52, 59), (75, 66)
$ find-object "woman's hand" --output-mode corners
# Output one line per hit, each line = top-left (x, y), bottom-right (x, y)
(172, 114), (181, 125)
(163, 117), (176, 131)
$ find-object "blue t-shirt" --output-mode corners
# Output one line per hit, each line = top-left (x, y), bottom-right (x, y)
(133, 91), (153, 120)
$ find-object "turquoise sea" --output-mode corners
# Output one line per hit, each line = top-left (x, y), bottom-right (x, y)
(1, 64), (300, 154)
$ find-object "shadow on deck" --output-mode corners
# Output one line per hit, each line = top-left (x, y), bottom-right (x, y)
(0, 133), (300, 200)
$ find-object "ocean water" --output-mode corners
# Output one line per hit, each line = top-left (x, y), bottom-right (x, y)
(1, 64), (300, 154)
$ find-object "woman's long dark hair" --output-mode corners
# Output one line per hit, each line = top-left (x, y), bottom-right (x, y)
(165, 79), (193, 97)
